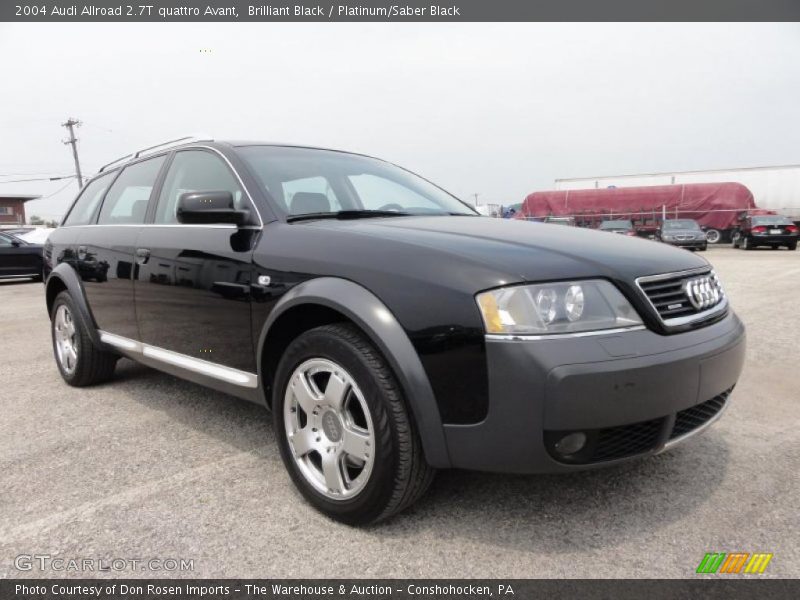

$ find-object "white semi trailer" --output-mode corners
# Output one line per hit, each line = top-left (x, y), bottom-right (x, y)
(555, 164), (800, 225)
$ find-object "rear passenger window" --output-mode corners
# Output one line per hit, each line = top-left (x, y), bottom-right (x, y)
(155, 150), (244, 224)
(63, 173), (115, 226)
(97, 155), (166, 225)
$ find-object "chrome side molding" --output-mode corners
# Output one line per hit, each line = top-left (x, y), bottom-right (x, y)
(99, 331), (258, 388)
(485, 325), (646, 341)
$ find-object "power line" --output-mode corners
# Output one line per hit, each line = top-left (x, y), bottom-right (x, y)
(0, 175), (75, 184)
(0, 171), (71, 177)
(40, 179), (77, 199)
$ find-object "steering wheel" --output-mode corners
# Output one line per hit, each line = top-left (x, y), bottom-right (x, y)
(376, 203), (404, 212)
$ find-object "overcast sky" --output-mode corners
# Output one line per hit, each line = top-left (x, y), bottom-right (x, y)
(2, 22), (799, 220)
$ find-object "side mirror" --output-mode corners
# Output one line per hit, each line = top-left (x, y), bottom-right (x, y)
(176, 191), (250, 226)
(11, 239), (21, 247)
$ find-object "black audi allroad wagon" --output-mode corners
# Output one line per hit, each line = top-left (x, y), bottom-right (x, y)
(44, 137), (746, 524)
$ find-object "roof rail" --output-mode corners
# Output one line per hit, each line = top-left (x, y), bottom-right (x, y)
(98, 134), (214, 172)
(98, 153), (134, 173)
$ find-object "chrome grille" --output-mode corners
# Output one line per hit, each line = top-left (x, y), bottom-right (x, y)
(636, 268), (727, 326)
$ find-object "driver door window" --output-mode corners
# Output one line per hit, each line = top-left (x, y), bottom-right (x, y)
(155, 150), (245, 224)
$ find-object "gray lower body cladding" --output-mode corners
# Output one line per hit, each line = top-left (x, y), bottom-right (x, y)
(443, 312), (745, 473)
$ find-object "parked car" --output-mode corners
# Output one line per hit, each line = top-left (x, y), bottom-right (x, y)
(17, 227), (56, 245)
(44, 138), (746, 524)
(656, 219), (707, 251)
(0, 231), (43, 281)
(544, 216), (576, 226)
(732, 215), (798, 250)
(599, 219), (637, 236)
(0, 227), (35, 236)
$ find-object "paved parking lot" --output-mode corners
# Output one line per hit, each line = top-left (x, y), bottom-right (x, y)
(1, 246), (798, 578)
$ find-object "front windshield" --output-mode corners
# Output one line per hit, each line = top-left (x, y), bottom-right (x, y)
(752, 216), (791, 225)
(663, 220), (700, 230)
(236, 146), (477, 217)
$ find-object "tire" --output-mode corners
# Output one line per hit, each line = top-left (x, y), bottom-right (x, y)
(51, 291), (117, 386)
(789, 242), (797, 251)
(273, 323), (435, 525)
(698, 245), (707, 252)
(705, 228), (722, 244)
(742, 236), (752, 250)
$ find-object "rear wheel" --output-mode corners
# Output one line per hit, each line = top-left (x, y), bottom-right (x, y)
(273, 323), (434, 525)
(705, 228), (722, 244)
(742, 236), (752, 250)
(51, 291), (117, 386)
(789, 242), (797, 251)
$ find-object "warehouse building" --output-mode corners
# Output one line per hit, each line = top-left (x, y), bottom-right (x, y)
(0, 194), (40, 225)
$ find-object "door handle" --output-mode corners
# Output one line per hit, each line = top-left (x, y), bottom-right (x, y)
(135, 248), (151, 265)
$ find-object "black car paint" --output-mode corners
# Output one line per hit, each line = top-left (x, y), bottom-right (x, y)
(733, 215), (798, 249)
(0, 232), (43, 279)
(44, 141), (744, 472)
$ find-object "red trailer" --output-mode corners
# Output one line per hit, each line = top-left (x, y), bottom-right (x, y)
(516, 182), (758, 243)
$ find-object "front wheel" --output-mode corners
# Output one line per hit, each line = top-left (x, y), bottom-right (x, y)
(273, 323), (434, 525)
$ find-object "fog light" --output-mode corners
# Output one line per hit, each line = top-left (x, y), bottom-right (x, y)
(554, 432), (587, 456)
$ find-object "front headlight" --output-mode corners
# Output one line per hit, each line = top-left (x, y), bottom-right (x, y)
(662, 234), (675, 241)
(476, 280), (643, 335)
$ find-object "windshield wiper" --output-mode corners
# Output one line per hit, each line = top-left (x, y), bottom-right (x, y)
(286, 209), (413, 223)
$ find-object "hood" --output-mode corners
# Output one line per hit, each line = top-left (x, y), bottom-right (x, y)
(301, 216), (707, 287)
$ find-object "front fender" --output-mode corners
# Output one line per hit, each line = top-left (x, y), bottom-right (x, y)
(257, 277), (451, 469)
(46, 263), (103, 348)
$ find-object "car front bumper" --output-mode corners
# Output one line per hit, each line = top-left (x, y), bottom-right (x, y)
(663, 238), (707, 249)
(442, 312), (746, 473)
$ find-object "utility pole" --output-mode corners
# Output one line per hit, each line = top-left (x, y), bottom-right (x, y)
(62, 118), (84, 188)
(472, 193), (480, 206)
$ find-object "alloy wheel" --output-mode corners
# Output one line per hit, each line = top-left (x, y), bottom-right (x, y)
(54, 304), (78, 374)
(283, 358), (375, 500)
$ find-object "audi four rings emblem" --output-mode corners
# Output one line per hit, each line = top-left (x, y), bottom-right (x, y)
(684, 274), (723, 310)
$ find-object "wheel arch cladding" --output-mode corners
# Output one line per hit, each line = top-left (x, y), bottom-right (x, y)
(45, 263), (103, 348)
(257, 277), (451, 469)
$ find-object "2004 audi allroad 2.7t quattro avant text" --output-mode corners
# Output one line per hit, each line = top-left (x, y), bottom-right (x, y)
(44, 137), (746, 524)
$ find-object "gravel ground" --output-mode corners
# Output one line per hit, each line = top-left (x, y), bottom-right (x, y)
(1, 246), (798, 579)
